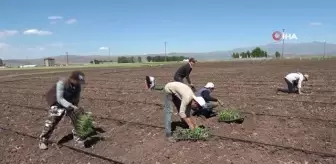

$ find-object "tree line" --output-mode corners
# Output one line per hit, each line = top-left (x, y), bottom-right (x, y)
(146, 56), (186, 62)
(232, 47), (268, 58)
(89, 59), (113, 64)
(117, 56), (142, 63)
(232, 47), (282, 59)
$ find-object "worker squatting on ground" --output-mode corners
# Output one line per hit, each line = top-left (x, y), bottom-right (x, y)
(194, 82), (224, 117)
(277, 72), (309, 94)
(163, 81), (206, 142)
(145, 76), (163, 90)
(173, 57), (196, 90)
(39, 71), (86, 150)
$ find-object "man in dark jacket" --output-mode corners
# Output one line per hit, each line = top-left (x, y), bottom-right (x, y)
(38, 71), (85, 150)
(194, 82), (223, 117)
(173, 57), (196, 90)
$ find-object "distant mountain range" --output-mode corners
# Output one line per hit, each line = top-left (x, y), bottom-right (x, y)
(3, 42), (336, 66)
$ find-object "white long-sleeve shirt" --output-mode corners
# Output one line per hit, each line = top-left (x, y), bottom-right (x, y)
(285, 73), (304, 89)
(164, 82), (196, 118)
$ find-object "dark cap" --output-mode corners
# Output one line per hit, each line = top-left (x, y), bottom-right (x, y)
(189, 57), (197, 63)
(69, 71), (85, 83)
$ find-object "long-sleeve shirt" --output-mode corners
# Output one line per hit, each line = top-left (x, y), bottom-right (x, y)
(174, 63), (192, 84)
(285, 73), (304, 89)
(46, 78), (81, 108)
(56, 80), (73, 108)
(164, 82), (196, 118)
(201, 89), (218, 102)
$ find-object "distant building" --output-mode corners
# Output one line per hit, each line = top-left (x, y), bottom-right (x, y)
(44, 58), (55, 67)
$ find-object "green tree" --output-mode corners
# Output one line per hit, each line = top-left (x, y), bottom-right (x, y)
(138, 56), (142, 63)
(146, 56), (152, 62)
(0, 58), (3, 66)
(246, 51), (251, 58)
(251, 47), (263, 57)
(275, 51), (281, 58)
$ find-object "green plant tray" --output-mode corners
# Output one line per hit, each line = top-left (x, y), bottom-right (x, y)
(218, 117), (245, 123)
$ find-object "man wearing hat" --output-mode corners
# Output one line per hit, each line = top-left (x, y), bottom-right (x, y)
(38, 71), (86, 150)
(194, 82), (223, 117)
(163, 81), (206, 142)
(145, 75), (164, 91)
(277, 72), (309, 94)
(173, 57), (196, 90)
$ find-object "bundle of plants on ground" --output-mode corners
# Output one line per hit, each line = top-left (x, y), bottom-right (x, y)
(218, 108), (244, 123)
(173, 126), (210, 141)
(74, 110), (95, 139)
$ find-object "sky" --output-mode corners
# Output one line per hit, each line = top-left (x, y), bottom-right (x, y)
(0, 0), (335, 59)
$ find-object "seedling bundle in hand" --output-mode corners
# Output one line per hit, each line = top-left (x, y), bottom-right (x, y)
(74, 111), (95, 139)
(218, 108), (244, 123)
(173, 127), (210, 141)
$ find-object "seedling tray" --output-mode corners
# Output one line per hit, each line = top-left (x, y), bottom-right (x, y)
(217, 109), (245, 124)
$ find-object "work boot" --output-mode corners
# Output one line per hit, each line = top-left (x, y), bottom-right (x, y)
(165, 132), (176, 143)
(167, 136), (176, 143)
(38, 138), (48, 150)
(72, 130), (85, 148)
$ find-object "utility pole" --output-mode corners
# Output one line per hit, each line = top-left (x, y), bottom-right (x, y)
(164, 41), (167, 62)
(323, 40), (326, 58)
(66, 52), (69, 65)
(281, 28), (285, 58)
(108, 47), (111, 61)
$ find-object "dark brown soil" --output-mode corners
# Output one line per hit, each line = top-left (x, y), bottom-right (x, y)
(1, 59), (336, 164)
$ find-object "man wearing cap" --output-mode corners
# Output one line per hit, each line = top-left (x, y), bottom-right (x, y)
(277, 72), (309, 94)
(38, 71), (86, 150)
(194, 82), (223, 117)
(145, 75), (164, 91)
(173, 57), (196, 90)
(163, 81), (206, 142)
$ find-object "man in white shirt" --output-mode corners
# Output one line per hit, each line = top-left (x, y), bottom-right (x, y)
(277, 72), (309, 94)
(163, 81), (206, 142)
(145, 76), (163, 90)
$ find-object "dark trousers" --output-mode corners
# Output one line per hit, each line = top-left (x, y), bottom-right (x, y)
(278, 78), (298, 93)
(173, 76), (183, 83)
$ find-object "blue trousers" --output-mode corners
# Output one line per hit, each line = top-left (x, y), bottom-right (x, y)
(164, 92), (173, 137)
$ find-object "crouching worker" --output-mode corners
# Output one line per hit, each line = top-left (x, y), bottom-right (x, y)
(194, 82), (223, 117)
(145, 76), (164, 90)
(39, 71), (86, 150)
(277, 72), (309, 94)
(163, 81), (206, 142)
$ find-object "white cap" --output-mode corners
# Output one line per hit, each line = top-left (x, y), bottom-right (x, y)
(193, 96), (206, 108)
(204, 82), (215, 88)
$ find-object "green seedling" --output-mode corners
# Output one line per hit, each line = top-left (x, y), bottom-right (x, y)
(218, 108), (242, 122)
(75, 113), (95, 138)
(173, 127), (210, 141)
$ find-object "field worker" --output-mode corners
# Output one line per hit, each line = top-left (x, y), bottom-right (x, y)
(277, 72), (309, 94)
(194, 82), (223, 117)
(163, 81), (206, 142)
(145, 75), (163, 90)
(39, 71), (86, 150)
(173, 57), (196, 89)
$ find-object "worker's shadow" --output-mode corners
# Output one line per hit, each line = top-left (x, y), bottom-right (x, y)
(57, 127), (106, 148)
(171, 121), (189, 131)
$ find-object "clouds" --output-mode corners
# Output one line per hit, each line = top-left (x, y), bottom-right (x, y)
(0, 30), (19, 39)
(309, 22), (322, 26)
(0, 42), (10, 49)
(99, 47), (109, 50)
(48, 16), (63, 20)
(23, 29), (52, 36)
(48, 15), (77, 25)
(65, 18), (77, 24)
